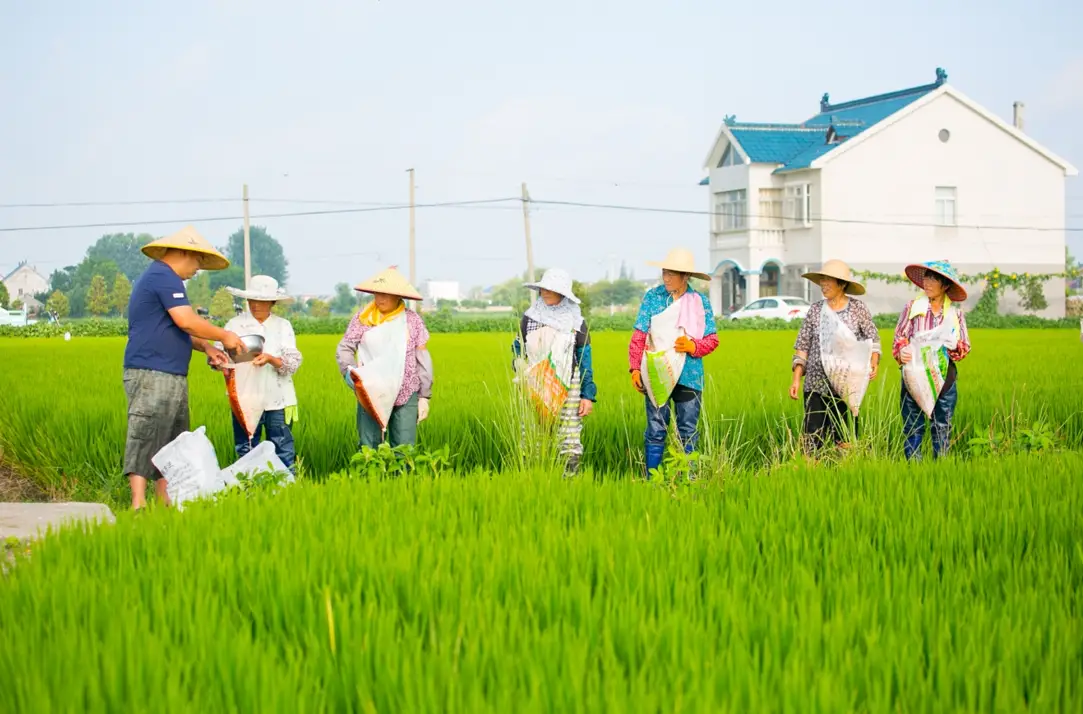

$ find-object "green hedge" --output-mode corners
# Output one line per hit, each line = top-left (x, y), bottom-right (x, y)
(2, 311), (1078, 339)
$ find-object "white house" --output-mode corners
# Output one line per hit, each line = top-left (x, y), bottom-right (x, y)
(702, 68), (1078, 317)
(2, 262), (49, 304)
(423, 280), (461, 304)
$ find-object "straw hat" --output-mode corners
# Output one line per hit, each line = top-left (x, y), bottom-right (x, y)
(904, 259), (968, 302)
(225, 275), (294, 303)
(141, 226), (230, 271)
(523, 268), (580, 304)
(647, 248), (711, 282)
(354, 266), (422, 301)
(801, 259), (866, 296)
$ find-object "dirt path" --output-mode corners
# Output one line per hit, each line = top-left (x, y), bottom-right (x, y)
(0, 456), (46, 503)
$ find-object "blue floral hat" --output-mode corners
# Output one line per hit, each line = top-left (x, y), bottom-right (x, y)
(904, 260), (967, 301)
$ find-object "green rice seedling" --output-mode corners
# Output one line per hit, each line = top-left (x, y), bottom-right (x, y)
(1, 329), (1081, 502)
(1, 453), (1080, 711)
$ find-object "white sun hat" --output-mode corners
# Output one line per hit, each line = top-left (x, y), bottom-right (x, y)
(225, 275), (294, 303)
(523, 268), (580, 304)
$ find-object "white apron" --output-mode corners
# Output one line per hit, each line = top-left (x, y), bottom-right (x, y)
(349, 314), (409, 431)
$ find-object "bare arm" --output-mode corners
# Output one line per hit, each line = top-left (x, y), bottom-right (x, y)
(168, 305), (242, 349)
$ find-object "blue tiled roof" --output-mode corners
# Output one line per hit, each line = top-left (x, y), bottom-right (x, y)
(729, 126), (824, 164)
(714, 69), (946, 174)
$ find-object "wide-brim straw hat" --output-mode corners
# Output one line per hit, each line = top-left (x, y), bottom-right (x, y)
(801, 259), (866, 296)
(647, 248), (711, 282)
(904, 260), (968, 302)
(225, 275), (294, 303)
(354, 266), (422, 301)
(523, 268), (580, 304)
(141, 226), (230, 271)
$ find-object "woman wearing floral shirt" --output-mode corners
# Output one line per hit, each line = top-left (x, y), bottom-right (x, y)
(335, 267), (434, 449)
(791, 260), (881, 453)
(892, 260), (971, 459)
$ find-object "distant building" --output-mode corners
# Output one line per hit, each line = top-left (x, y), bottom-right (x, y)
(423, 280), (461, 305)
(2, 261), (49, 303)
(702, 67), (1077, 316)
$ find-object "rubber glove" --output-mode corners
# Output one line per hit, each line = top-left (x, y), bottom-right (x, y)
(631, 369), (644, 393)
(418, 397), (430, 423)
(674, 336), (697, 355)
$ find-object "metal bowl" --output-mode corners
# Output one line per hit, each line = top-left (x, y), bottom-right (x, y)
(230, 334), (265, 363)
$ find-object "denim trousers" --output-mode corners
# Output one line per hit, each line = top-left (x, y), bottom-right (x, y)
(900, 381), (958, 460)
(645, 385), (702, 455)
(232, 408), (297, 473)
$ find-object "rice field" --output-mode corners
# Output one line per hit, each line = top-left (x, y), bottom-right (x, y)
(1, 455), (1080, 712)
(0, 330), (1081, 502)
(1, 329), (1082, 711)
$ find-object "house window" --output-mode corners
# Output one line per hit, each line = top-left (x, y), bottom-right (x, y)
(717, 144), (742, 168)
(714, 190), (747, 231)
(759, 188), (783, 228)
(935, 186), (957, 226)
(785, 184), (811, 227)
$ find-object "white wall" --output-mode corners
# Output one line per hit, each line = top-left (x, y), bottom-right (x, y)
(425, 281), (461, 302)
(3, 267), (49, 300)
(818, 91), (1070, 315)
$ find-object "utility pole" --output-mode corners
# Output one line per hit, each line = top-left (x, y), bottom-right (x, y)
(521, 182), (535, 283)
(407, 169), (416, 288)
(243, 183), (251, 289)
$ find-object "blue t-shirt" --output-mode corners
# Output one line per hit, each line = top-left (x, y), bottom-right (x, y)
(123, 261), (193, 376)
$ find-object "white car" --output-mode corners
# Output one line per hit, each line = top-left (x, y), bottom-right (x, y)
(729, 296), (811, 322)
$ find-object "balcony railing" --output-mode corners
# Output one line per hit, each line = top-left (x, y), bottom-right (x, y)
(711, 229), (786, 252)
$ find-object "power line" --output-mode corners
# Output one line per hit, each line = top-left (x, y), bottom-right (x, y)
(0, 198), (237, 208)
(528, 199), (1083, 232)
(3, 193), (1081, 235)
(0, 198), (520, 233)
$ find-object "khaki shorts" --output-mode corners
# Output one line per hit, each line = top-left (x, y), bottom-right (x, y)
(123, 368), (189, 480)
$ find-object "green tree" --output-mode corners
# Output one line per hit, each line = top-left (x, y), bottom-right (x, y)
(210, 226), (289, 292)
(186, 272), (213, 310)
(572, 280), (592, 315)
(11, 299), (24, 311)
(307, 298), (330, 318)
(490, 268), (548, 308)
(0, 281), (8, 307)
(111, 274), (132, 316)
(210, 288), (235, 319)
(46, 290), (70, 318)
(85, 233), (155, 282)
(86, 275), (111, 316)
(590, 278), (641, 308)
(330, 282), (360, 314)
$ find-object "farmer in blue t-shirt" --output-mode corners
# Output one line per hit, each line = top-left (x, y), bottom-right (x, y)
(123, 226), (246, 510)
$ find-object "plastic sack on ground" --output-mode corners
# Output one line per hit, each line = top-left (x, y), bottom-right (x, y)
(818, 304), (874, 417)
(350, 316), (408, 430)
(224, 362), (266, 439)
(219, 441), (294, 489)
(153, 427), (222, 508)
(902, 320), (958, 418)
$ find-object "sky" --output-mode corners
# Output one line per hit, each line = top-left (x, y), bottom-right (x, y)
(1, 0), (1081, 294)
